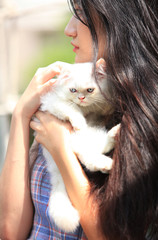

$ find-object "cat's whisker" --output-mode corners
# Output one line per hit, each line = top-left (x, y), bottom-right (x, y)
(92, 102), (105, 111)
(92, 97), (105, 103)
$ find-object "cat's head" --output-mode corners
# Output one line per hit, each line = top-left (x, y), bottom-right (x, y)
(58, 59), (108, 107)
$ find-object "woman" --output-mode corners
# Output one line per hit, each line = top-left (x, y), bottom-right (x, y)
(0, 0), (158, 239)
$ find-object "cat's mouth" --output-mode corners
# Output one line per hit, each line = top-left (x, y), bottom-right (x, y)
(73, 100), (88, 106)
(79, 101), (88, 106)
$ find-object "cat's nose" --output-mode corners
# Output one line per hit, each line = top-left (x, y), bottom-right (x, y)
(78, 96), (85, 100)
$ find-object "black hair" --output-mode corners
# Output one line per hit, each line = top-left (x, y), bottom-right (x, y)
(68, 0), (158, 239)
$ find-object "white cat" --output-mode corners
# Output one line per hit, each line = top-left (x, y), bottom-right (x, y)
(38, 60), (119, 232)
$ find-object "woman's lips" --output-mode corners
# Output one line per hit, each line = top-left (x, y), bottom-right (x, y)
(71, 42), (79, 52)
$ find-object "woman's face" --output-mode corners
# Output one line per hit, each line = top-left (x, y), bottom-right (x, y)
(64, 14), (106, 63)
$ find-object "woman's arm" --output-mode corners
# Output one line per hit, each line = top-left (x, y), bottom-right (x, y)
(30, 111), (106, 240)
(0, 110), (34, 240)
(0, 63), (61, 240)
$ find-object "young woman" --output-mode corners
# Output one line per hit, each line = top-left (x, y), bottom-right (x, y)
(0, 0), (158, 239)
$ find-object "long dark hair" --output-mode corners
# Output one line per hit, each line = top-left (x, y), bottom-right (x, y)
(69, 0), (158, 239)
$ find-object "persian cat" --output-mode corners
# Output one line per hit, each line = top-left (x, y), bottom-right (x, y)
(37, 59), (119, 232)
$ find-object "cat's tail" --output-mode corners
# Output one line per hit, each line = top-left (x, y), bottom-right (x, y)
(49, 184), (80, 233)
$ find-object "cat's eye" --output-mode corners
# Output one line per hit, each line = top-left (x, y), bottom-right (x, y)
(87, 88), (94, 93)
(70, 88), (77, 93)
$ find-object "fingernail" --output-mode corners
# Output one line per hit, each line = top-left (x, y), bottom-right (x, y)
(49, 79), (57, 84)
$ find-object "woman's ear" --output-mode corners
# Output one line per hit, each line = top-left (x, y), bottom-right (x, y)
(96, 58), (106, 80)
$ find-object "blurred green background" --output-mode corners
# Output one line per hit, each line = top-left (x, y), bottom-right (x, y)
(19, 17), (75, 94)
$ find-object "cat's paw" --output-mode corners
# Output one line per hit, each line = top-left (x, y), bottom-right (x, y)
(108, 123), (120, 138)
(103, 123), (121, 153)
(99, 156), (113, 173)
(83, 154), (113, 173)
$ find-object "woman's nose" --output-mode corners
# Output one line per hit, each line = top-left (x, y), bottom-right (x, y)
(64, 16), (77, 38)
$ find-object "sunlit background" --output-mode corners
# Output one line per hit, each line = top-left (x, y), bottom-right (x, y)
(0, 0), (75, 171)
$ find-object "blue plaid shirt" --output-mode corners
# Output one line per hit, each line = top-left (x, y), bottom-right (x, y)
(28, 145), (87, 240)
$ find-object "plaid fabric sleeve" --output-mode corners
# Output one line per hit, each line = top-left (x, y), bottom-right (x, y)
(28, 144), (88, 240)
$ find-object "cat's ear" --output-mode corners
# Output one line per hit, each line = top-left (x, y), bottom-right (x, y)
(96, 58), (106, 73)
(96, 58), (106, 80)
(96, 58), (106, 70)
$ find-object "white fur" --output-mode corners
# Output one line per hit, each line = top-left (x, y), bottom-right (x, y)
(37, 62), (119, 232)
(71, 126), (116, 173)
(43, 149), (80, 232)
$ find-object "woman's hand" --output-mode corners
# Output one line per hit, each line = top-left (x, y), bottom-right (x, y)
(14, 61), (68, 121)
(30, 111), (73, 155)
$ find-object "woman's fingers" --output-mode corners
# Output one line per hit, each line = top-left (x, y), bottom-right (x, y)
(34, 111), (53, 123)
(34, 65), (59, 84)
(34, 61), (70, 85)
(14, 61), (71, 121)
(30, 111), (74, 153)
(31, 111), (73, 133)
(37, 78), (57, 97)
(33, 61), (71, 97)
(30, 120), (41, 132)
